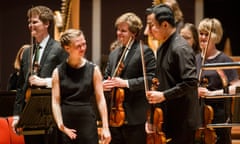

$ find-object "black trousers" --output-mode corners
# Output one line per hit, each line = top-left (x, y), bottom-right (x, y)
(110, 123), (146, 144)
(168, 128), (196, 144)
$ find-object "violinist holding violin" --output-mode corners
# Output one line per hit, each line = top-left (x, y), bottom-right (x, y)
(103, 12), (156, 144)
(196, 18), (239, 144)
(11, 5), (67, 144)
(144, 4), (201, 144)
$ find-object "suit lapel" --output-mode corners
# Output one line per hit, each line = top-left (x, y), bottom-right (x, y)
(120, 41), (138, 75)
(123, 41), (137, 68)
(111, 47), (123, 76)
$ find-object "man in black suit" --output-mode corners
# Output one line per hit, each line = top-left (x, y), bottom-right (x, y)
(103, 12), (156, 144)
(12, 5), (67, 144)
(144, 4), (201, 144)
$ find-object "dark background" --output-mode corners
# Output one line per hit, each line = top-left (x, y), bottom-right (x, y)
(0, 0), (238, 90)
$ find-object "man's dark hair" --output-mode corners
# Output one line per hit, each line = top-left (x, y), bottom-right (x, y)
(146, 4), (175, 27)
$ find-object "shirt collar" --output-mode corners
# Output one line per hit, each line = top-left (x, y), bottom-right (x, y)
(38, 35), (50, 49)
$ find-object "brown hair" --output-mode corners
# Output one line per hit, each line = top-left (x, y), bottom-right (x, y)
(27, 5), (54, 26)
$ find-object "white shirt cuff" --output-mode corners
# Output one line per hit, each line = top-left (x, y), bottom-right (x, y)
(45, 78), (52, 88)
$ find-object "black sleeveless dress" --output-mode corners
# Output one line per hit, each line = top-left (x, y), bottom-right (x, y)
(57, 60), (99, 144)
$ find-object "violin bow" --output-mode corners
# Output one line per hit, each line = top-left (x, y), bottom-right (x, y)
(25, 6), (35, 102)
(112, 37), (133, 77)
(28, 5), (34, 76)
(198, 20), (214, 83)
(140, 40), (149, 92)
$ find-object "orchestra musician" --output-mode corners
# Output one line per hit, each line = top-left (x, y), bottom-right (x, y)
(196, 18), (239, 144)
(144, 4), (201, 144)
(103, 12), (156, 144)
(11, 5), (67, 144)
(145, 0), (184, 56)
(7, 44), (30, 91)
(179, 23), (201, 55)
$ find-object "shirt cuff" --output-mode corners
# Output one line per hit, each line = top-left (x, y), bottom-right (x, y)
(13, 115), (19, 120)
(45, 78), (52, 88)
(125, 80), (129, 88)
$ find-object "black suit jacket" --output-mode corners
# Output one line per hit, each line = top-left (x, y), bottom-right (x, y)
(156, 32), (201, 133)
(13, 37), (67, 115)
(104, 40), (156, 125)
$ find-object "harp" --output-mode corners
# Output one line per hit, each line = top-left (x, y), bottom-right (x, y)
(54, 0), (80, 40)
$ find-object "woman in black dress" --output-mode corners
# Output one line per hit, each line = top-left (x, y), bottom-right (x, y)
(52, 29), (111, 144)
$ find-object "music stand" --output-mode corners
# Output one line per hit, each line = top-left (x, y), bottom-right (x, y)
(202, 62), (240, 128)
(17, 88), (56, 135)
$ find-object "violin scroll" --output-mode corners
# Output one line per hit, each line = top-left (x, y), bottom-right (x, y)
(151, 78), (159, 91)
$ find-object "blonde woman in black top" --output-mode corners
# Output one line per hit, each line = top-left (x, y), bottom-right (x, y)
(52, 29), (111, 144)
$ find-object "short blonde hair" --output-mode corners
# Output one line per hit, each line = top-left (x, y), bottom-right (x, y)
(198, 18), (223, 44)
(115, 12), (143, 37)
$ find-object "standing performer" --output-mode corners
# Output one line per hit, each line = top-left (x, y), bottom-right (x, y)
(52, 29), (111, 144)
(144, 4), (201, 144)
(197, 18), (239, 144)
(12, 5), (67, 144)
(145, 0), (184, 55)
(103, 12), (156, 144)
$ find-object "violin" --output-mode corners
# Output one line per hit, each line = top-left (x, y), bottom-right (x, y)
(109, 63), (125, 127)
(139, 41), (166, 144)
(195, 20), (217, 144)
(25, 10), (41, 102)
(195, 78), (217, 144)
(146, 78), (166, 144)
(25, 43), (41, 102)
(195, 105), (217, 144)
(109, 37), (133, 127)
